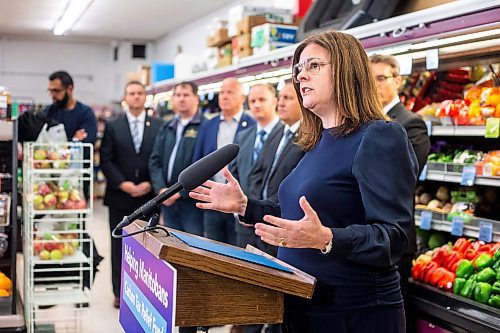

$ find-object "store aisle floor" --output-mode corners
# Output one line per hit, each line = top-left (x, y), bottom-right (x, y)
(88, 199), (229, 333)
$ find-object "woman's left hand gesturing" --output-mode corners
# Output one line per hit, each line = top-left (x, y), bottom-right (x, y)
(254, 196), (333, 250)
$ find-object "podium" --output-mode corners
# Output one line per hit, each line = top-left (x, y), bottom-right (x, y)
(124, 221), (316, 328)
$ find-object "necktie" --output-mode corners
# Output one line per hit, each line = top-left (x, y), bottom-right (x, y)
(262, 129), (294, 199)
(131, 119), (141, 153)
(253, 129), (267, 163)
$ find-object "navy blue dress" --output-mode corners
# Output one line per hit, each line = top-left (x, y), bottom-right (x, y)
(242, 120), (418, 332)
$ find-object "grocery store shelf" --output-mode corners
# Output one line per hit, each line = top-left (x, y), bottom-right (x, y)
(30, 208), (91, 216)
(425, 170), (500, 187)
(415, 209), (500, 242)
(31, 250), (89, 265)
(409, 280), (500, 333)
(430, 126), (486, 136)
(29, 168), (92, 175)
(32, 289), (89, 306)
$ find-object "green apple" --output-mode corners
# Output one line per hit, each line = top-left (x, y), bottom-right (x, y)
(39, 250), (50, 260)
(50, 249), (64, 260)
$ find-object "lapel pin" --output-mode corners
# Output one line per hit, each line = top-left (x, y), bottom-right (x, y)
(242, 121), (247, 127)
(146, 121), (150, 127)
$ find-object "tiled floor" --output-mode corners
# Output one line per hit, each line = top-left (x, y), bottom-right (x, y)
(85, 199), (230, 333)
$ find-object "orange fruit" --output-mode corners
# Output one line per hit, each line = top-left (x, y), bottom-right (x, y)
(0, 277), (12, 291)
(0, 289), (9, 297)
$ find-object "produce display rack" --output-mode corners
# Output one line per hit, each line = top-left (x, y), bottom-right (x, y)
(415, 208), (500, 242)
(22, 142), (93, 333)
(409, 279), (500, 333)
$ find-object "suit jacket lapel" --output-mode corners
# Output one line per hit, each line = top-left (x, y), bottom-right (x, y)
(120, 116), (137, 153)
(140, 117), (153, 155)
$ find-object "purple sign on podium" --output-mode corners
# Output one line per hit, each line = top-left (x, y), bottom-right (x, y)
(119, 231), (177, 333)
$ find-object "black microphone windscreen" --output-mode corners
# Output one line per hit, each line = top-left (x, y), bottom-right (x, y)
(178, 143), (239, 191)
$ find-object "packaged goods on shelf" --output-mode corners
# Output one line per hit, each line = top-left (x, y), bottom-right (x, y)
(251, 23), (297, 56)
(231, 33), (252, 64)
(218, 43), (232, 68)
(0, 194), (10, 226)
(206, 28), (231, 48)
(237, 15), (267, 35)
(227, 5), (293, 37)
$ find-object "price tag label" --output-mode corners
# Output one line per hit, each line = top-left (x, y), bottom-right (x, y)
(426, 49), (439, 70)
(451, 216), (464, 236)
(419, 211), (432, 230)
(485, 117), (500, 138)
(396, 55), (413, 75)
(425, 120), (432, 136)
(460, 165), (476, 186)
(419, 164), (428, 181)
(478, 222), (493, 243)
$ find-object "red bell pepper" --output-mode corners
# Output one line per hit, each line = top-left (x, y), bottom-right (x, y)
(451, 258), (465, 273)
(429, 267), (447, 286)
(411, 262), (426, 281)
(432, 248), (450, 266)
(437, 270), (455, 291)
(424, 262), (440, 284)
(453, 238), (471, 255)
(444, 251), (462, 272)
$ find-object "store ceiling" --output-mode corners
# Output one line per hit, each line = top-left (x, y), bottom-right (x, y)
(0, 0), (235, 41)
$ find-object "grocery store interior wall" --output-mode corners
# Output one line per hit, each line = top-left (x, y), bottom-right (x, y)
(154, 0), (294, 63)
(0, 39), (153, 105)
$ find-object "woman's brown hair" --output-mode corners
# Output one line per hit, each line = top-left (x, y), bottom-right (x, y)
(293, 31), (386, 151)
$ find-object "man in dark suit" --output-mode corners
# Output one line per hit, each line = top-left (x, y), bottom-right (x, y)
(100, 81), (162, 308)
(253, 81), (305, 204)
(192, 77), (255, 246)
(370, 54), (430, 333)
(231, 83), (283, 250)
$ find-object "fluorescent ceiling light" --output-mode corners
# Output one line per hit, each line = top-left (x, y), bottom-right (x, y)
(54, 0), (93, 36)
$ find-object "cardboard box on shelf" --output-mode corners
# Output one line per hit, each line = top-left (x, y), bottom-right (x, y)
(218, 43), (232, 68)
(228, 5), (293, 37)
(207, 28), (231, 48)
(237, 15), (267, 35)
(232, 34), (253, 64)
(251, 23), (297, 55)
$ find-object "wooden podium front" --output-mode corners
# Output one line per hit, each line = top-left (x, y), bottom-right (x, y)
(125, 221), (316, 327)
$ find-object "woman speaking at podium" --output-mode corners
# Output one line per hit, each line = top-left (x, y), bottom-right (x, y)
(190, 30), (417, 333)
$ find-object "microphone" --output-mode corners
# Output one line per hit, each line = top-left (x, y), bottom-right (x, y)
(112, 143), (240, 235)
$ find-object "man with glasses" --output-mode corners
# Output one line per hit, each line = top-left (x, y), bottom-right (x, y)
(44, 70), (97, 144)
(370, 54), (430, 333)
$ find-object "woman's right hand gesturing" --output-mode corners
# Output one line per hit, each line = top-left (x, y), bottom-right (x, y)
(189, 166), (248, 216)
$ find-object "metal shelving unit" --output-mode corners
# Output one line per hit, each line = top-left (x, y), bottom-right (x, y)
(430, 126), (487, 137)
(423, 162), (500, 187)
(415, 208), (500, 242)
(409, 280), (500, 333)
(22, 142), (93, 333)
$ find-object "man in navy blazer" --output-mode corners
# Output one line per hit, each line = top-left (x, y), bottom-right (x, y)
(192, 77), (255, 245)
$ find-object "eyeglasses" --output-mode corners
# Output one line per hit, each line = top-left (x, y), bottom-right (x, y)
(292, 58), (331, 83)
(47, 88), (65, 94)
(374, 75), (395, 83)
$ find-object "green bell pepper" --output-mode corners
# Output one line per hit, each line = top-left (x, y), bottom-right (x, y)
(474, 282), (492, 304)
(460, 275), (477, 299)
(493, 260), (500, 272)
(453, 278), (467, 295)
(456, 259), (475, 279)
(488, 294), (500, 308)
(477, 267), (496, 284)
(494, 249), (500, 262)
(492, 281), (500, 295)
(475, 253), (494, 271)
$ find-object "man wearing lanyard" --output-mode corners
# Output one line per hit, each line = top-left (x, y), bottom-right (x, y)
(149, 82), (205, 236)
(100, 81), (162, 308)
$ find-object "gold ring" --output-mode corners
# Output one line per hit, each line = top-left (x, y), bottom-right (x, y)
(278, 237), (286, 247)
